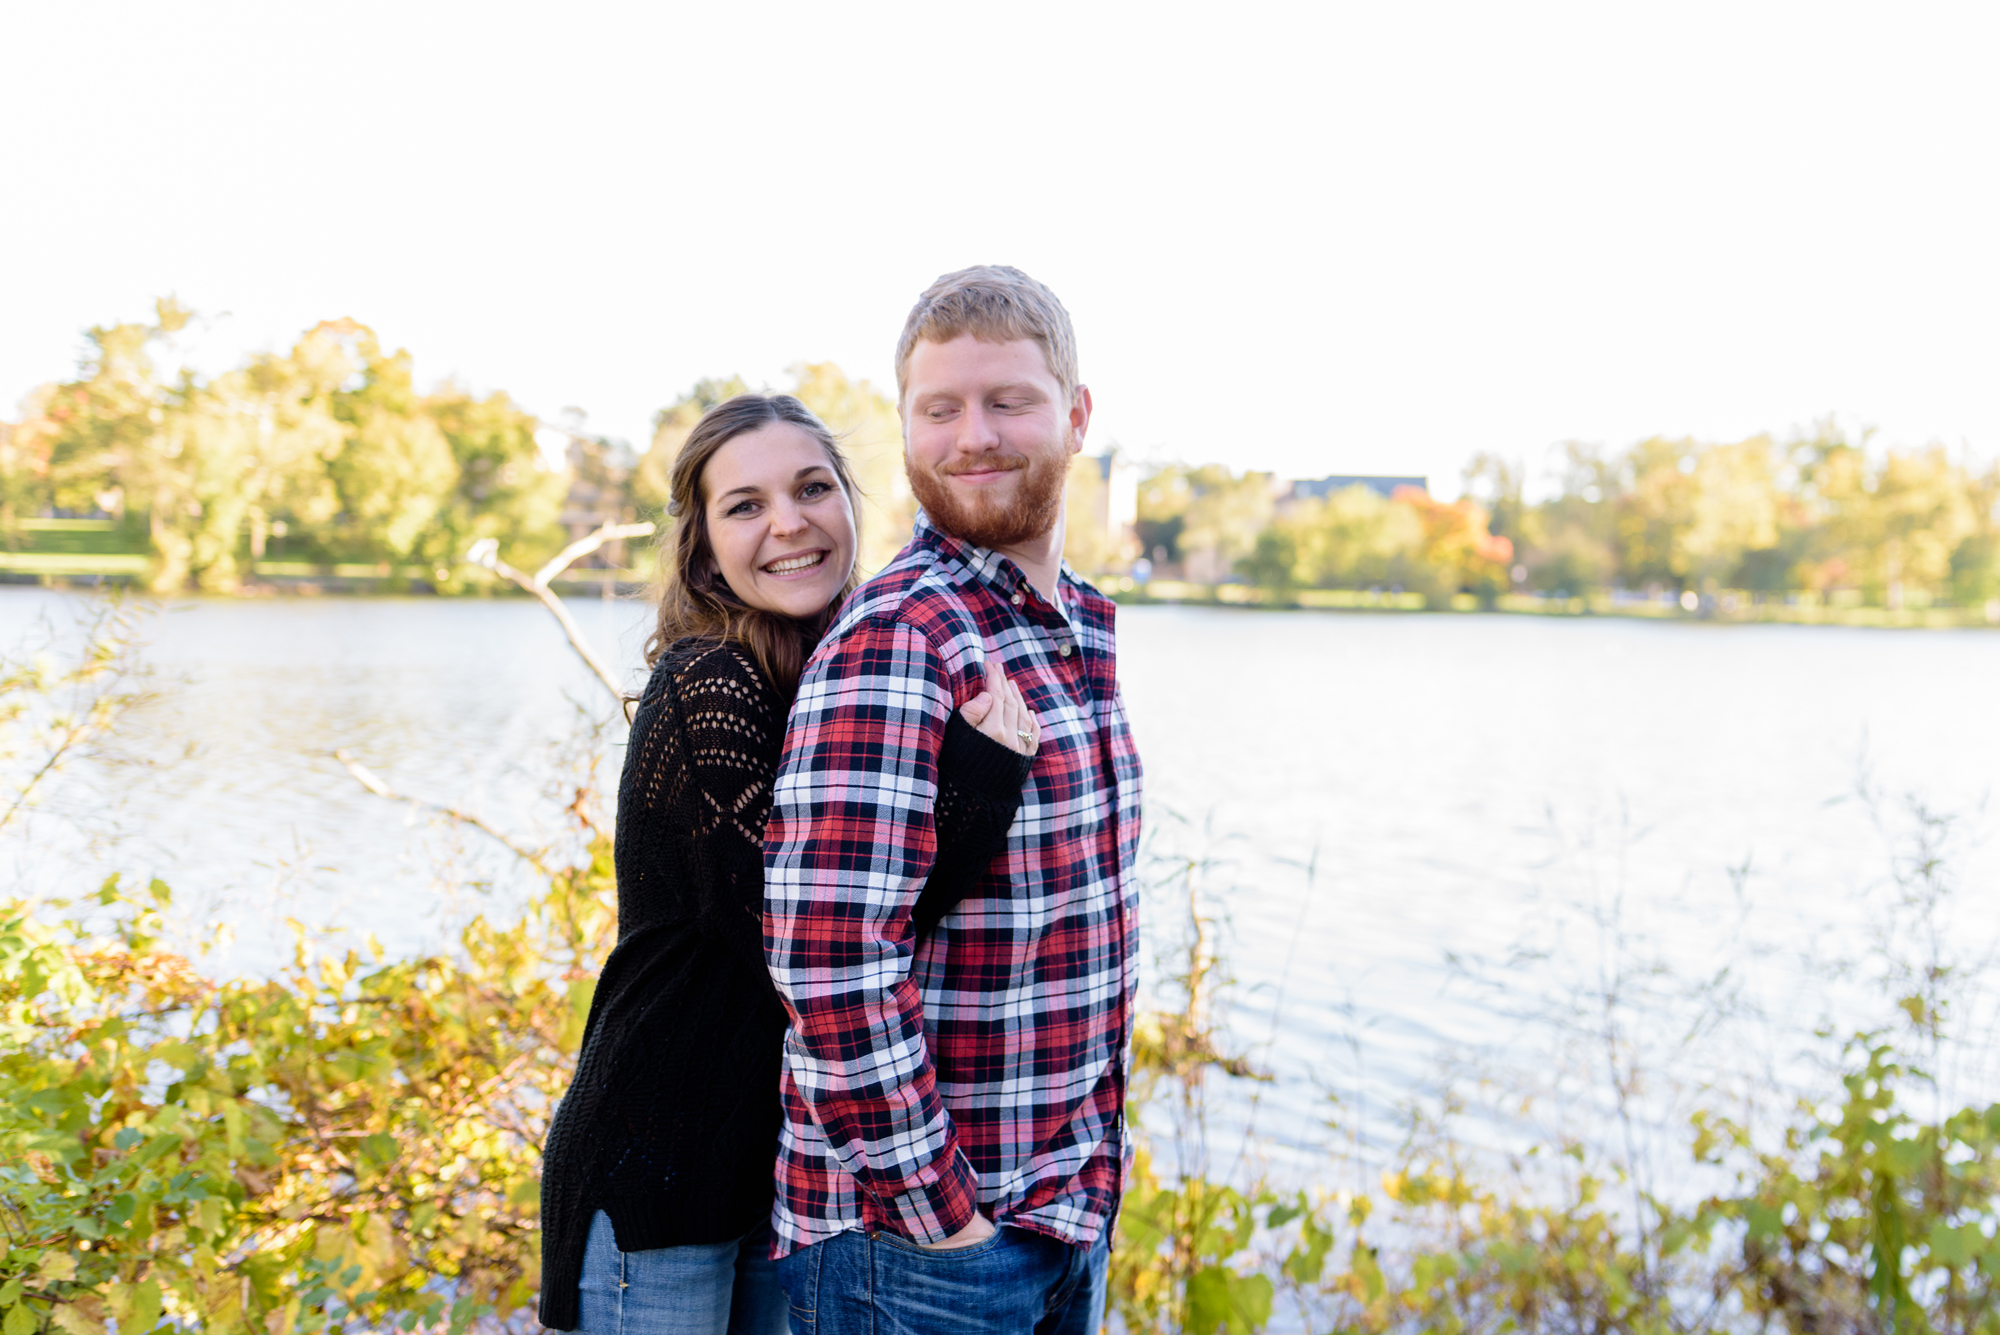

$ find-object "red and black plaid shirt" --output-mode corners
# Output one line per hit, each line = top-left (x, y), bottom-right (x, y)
(762, 510), (1143, 1257)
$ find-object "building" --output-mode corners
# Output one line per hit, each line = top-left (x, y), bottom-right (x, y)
(1088, 452), (1138, 539)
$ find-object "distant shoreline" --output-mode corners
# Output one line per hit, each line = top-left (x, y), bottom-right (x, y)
(1114, 579), (2000, 629)
(0, 563), (642, 600)
(6, 567), (1996, 630)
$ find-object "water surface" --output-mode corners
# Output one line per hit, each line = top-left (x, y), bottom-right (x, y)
(8, 589), (1998, 1180)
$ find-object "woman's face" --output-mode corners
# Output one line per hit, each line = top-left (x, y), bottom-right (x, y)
(701, 421), (857, 620)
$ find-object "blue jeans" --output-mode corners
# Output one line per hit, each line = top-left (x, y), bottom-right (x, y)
(772, 1224), (1109, 1335)
(575, 1210), (790, 1335)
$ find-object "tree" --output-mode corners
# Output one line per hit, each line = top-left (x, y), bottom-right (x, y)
(1612, 437), (1699, 591)
(423, 385), (568, 590)
(1243, 486), (1425, 593)
(1138, 466), (1274, 582)
(1795, 428), (1979, 605)
(41, 305), (184, 586)
(322, 324), (458, 565)
(0, 393), (58, 547)
(1461, 452), (1529, 553)
(1396, 487), (1513, 598)
(1509, 444), (1616, 593)
(1679, 437), (1781, 589)
(40, 300), (357, 592)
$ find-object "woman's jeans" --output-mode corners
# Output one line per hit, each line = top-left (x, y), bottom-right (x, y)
(772, 1223), (1110, 1335)
(575, 1210), (790, 1335)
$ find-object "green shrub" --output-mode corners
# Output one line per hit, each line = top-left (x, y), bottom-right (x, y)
(0, 843), (613, 1334)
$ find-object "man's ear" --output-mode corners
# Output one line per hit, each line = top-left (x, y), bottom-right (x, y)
(1067, 384), (1093, 455)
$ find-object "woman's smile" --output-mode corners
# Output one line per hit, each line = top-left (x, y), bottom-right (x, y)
(762, 550), (828, 577)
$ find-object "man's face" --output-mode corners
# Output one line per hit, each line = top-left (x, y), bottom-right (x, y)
(903, 335), (1089, 551)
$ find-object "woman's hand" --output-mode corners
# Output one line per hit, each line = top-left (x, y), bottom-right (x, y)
(959, 659), (1039, 756)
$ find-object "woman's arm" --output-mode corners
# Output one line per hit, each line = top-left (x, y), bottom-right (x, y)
(914, 659), (1039, 940)
(647, 643), (785, 979)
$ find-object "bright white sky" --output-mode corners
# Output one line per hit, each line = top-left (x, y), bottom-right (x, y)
(2, 1), (1995, 498)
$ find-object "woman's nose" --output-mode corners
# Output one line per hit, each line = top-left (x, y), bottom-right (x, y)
(768, 500), (807, 535)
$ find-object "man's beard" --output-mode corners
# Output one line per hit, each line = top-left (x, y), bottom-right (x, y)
(906, 438), (1071, 550)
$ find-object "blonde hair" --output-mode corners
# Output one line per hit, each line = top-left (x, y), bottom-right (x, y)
(894, 265), (1079, 405)
(643, 394), (862, 699)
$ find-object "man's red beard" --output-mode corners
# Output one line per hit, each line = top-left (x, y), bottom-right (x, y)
(906, 440), (1071, 550)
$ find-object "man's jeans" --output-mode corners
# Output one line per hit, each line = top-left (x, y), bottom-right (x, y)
(574, 1210), (790, 1335)
(772, 1224), (1109, 1335)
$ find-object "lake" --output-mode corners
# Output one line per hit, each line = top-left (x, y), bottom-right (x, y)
(8, 587), (2000, 1185)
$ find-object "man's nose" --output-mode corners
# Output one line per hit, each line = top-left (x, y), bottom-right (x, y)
(955, 404), (1003, 453)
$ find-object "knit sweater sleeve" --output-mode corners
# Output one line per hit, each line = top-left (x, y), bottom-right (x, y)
(660, 643), (784, 978)
(912, 714), (1033, 939)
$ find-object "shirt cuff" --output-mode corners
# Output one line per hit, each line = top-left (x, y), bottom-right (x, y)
(885, 1144), (981, 1242)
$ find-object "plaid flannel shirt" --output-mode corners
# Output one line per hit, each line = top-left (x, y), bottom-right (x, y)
(762, 510), (1143, 1258)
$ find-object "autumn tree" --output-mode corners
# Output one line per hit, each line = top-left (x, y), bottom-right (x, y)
(1138, 465), (1274, 582)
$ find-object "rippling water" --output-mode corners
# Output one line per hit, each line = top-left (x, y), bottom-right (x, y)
(8, 588), (1999, 1183)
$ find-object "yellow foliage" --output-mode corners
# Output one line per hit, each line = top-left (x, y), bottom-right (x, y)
(0, 827), (616, 1331)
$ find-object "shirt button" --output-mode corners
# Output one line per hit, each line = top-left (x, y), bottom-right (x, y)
(1058, 644), (1072, 658)
(1011, 592), (1025, 607)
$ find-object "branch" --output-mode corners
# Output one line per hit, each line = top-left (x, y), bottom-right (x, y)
(0, 713), (96, 833)
(333, 749), (553, 877)
(464, 521), (655, 706)
(0, 596), (152, 831)
(534, 520), (656, 588)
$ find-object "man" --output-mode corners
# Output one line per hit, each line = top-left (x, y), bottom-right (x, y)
(762, 265), (1143, 1335)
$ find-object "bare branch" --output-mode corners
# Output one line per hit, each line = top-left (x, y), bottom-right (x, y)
(0, 595), (153, 833)
(1, 716), (96, 833)
(332, 749), (554, 877)
(464, 522), (654, 706)
(534, 520), (656, 588)
(507, 565), (625, 703)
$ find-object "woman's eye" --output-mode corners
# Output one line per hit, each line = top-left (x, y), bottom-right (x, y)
(801, 481), (832, 499)
(724, 500), (756, 516)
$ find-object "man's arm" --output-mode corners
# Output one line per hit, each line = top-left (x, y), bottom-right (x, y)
(762, 615), (980, 1243)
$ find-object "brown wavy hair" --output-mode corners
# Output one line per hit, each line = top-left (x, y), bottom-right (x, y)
(642, 393), (863, 699)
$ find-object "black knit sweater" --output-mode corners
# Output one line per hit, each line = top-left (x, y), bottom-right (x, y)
(538, 638), (1031, 1329)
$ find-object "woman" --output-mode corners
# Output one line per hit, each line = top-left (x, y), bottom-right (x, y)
(538, 394), (1038, 1333)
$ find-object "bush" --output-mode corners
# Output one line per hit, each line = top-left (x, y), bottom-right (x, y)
(0, 841), (613, 1334)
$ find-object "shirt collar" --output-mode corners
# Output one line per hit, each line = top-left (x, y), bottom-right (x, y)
(913, 507), (1080, 613)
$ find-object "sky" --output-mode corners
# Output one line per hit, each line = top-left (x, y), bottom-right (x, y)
(2, 1), (1996, 498)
